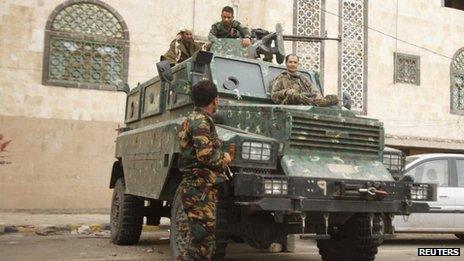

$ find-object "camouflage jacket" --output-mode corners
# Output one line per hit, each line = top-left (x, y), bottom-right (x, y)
(270, 71), (322, 105)
(178, 108), (228, 174)
(162, 39), (202, 65)
(208, 21), (251, 42)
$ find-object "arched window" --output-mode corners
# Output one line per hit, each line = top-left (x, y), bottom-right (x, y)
(42, 0), (129, 90)
(451, 48), (464, 114)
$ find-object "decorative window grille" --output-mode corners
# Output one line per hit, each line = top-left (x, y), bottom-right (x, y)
(293, 0), (324, 73)
(394, 52), (420, 85)
(451, 49), (464, 113)
(340, 0), (367, 114)
(43, 0), (129, 90)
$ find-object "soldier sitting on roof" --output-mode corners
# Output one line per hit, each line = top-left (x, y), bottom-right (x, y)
(270, 54), (339, 107)
(161, 29), (203, 66)
(208, 6), (251, 48)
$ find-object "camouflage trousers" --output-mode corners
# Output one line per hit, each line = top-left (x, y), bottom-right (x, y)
(179, 170), (219, 261)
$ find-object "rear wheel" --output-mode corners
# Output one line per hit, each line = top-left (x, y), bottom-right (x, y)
(110, 178), (143, 245)
(317, 213), (382, 261)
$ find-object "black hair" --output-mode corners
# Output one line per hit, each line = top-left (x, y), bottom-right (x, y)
(222, 6), (234, 15)
(285, 54), (299, 63)
(192, 80), (218, 107)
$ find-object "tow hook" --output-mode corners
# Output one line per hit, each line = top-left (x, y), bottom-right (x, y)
(359, 187), (388, 197)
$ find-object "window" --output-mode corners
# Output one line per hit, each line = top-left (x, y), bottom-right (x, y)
(168, 68), (193, 110)
(451, 48), (464, 113)
(457, 160), (464, 187)
(339, 0), (367, 114)
(444, 0), (464, 11)
(125, 90), (140, 123)
(43, 0), (129, 90)
(294, 0), (324, 73)
(394, 52), (420, 85)
(405, 160), (449, 186)
(142, 81), (163, 117)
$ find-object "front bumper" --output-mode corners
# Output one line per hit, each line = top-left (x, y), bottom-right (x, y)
(233, 174), (431, 214)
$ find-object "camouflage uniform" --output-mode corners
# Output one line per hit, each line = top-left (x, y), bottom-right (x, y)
(270, 71), (339, 107)
(162, 38), (202, 65)
(208, 20), (251, 42)
(178, 107), (228, 260)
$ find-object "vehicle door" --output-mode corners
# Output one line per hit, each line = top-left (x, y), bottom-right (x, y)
(453, 158), (464, 231)
(394, 158), (456, 232)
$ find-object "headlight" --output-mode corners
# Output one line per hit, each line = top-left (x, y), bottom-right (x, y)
(241, 142), (271, 161)
(383, 153), (404, 172)
(264, 178), (288, 195)
(410, 184), (431, 200)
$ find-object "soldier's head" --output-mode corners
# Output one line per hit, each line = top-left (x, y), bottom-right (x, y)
(192, 80), (219, 113)
(285, 54), (300, 74)
(221, 6), (234, 26)
(179, 29), (194, 43)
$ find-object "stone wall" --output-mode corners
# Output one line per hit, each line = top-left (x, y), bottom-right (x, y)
(367, 0), (464, 145)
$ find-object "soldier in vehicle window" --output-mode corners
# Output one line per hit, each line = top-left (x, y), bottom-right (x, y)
(161, 29), (203, 66)
(177, 80), (232, 260)
(208, 6), (251, 48)
(270, 54), (339, 107)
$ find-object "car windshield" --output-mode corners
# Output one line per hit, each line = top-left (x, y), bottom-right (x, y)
(405, 156), (419, 165)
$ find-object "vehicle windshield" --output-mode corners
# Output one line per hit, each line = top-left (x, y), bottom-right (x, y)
(405, 156), (419, 165)
(212, 56), (321, 100)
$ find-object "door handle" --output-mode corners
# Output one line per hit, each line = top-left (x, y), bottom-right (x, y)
(439, 195), (449, 198)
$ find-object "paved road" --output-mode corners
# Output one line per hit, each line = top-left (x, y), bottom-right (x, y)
(1, 232), (463, 260)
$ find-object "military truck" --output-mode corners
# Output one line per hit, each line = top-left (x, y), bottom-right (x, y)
(109, 25), (435, 260)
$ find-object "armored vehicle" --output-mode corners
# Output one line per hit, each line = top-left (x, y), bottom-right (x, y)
(109, 25), (435, 260)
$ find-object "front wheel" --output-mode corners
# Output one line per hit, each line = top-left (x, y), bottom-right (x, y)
(110, 178), (143, 245)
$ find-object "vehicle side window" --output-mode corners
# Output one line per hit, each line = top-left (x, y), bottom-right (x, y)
(142, 81), (162, 117)
(457, 160), (464, 187)
(405, 160), (449, 187)
(125, 90), (140, 123)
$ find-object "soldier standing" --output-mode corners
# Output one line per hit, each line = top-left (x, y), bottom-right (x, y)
(208, 6), (251, 47)
(270, 54), (339, 106)
(177, 80), (232, 260)
(162, 29), (203, 66)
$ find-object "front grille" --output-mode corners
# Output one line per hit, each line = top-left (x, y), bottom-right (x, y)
(290, 115), (381, 155)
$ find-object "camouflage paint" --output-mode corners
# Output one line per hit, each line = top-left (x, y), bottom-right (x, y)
(116, 38), (392, 199)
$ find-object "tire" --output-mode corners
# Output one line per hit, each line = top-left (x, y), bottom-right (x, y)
(110, 178), (143, 245)
(241, 212), (278, 250)
(378, 214), (392, 244)
(170, 185), (229, 261)
(455, 234), (464, 240)
(317, 213), (382, 261)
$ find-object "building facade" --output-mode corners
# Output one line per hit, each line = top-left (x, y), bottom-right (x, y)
(0, 0), (462, 211)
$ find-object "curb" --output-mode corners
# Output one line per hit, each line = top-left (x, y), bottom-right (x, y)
(0, 223), (170, 236)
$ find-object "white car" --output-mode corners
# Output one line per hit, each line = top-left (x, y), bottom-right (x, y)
(393, 153), (464, 239)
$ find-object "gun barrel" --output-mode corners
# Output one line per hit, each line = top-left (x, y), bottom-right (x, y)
(282, 35), (341, 42)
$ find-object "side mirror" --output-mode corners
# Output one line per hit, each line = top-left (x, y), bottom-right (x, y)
(156, 60), (173, 83)
(342, 91), (352, 110)
(401, 175), (414, 182)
